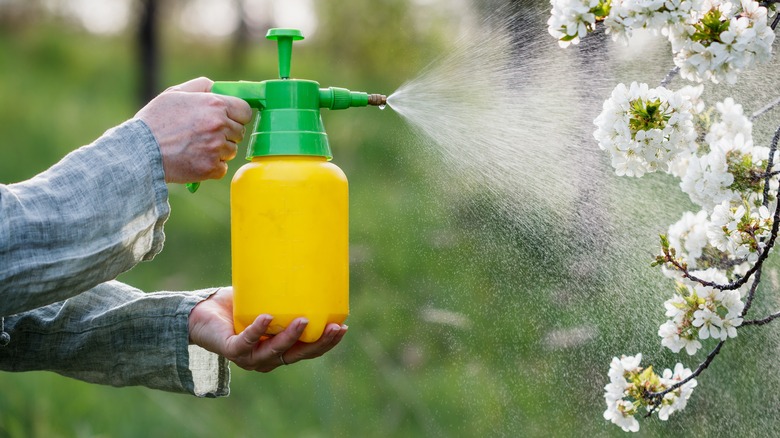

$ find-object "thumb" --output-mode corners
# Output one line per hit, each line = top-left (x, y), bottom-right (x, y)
(166, 76), (214, 93)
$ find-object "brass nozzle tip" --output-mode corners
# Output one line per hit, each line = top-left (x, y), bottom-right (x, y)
(368, 94), (387, 106)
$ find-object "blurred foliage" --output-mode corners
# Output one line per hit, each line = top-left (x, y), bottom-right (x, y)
(2, 1), (780, 437)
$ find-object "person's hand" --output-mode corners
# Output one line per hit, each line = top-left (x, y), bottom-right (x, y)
(135, 77), (253, 184)
(188, 287), (348, 372)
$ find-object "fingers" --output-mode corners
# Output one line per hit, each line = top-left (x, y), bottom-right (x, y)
(240, 318), (308, 372)
(193, 96), (247, 180)
(222, 95), (253, 125)
(265, 318), (309, 359)
(166, 78), (251, 125)
(167, 76), (214, 93)
(228, 318), (348, 372)
(169, 79), (251, 125)
(328, 323), (349, 348)
(204, 95), (248, 162)
(224, 117), (247, 146)
(238, 314), (273, 347)
(284, 323), (348, 365)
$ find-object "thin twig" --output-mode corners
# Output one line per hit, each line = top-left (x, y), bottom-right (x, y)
(762, 125), (780, 208)
(646, 340), (726, 403)
(660, 66), (680, 88)
(750, 96), (780, 121)
(743, 310), (780, 326)
(756, 170), (780, 181)
(741, 268), (762, 317)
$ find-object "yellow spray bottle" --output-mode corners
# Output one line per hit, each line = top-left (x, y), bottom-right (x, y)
(187, 28), (386, 342)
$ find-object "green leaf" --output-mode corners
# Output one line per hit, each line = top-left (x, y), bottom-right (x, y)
(560, 33), (577, 42)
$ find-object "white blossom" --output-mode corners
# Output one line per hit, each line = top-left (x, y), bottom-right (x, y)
(603, 355), (697, 431)
(671, 1), (775, 84)
(705, 97), (753, 147)
(692, 307), (723, 339)
(679, 107), (768, 210)
(664, 294), (688, 322)
(681, 335), (704, 355)
(659, 320), (691, 353)
(594, 82), (698, 177)
(604, 379), (629, 403)
(680, 148), (736, 210)
(548, 0), (602, 47)
(667, 210), (710, 269)
(707, 201), (743, 251)
(707, 201), (773, 263)
(604, 354), (644, 432)
(658, 363), (698, 420)
(659, 270), (744, 353)
(720, 314), (743, 338)
(659, 312), (703, 354)
(604, 399), (640, 432)
(609, 353), (643, 380)
(550, 0), (774, 84)
(604, 0), (703, 43)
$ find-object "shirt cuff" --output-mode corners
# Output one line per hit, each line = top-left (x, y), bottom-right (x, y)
(188, 344), (230, 397)
(129, 118), (171, 262)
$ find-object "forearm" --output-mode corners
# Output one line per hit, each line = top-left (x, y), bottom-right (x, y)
(0, 119), (170, 316)
(0, 281), (230, 397)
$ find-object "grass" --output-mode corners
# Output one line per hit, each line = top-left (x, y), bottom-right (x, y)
(3, 11), (780, 438)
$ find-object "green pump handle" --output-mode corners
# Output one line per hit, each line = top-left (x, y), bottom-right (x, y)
(185, 28), (386, 193)
(266, 28), (303, 79)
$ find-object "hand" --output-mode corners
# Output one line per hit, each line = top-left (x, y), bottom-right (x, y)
(135, 77), (253, 184)
(188, 287), (348, 372)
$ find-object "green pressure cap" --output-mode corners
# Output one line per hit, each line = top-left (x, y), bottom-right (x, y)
(266, 28), (303, 79)
(186, 28), (386, 193)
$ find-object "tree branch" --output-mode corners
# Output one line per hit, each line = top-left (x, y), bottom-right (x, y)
(755, 170), (780, 181)
(646, 340), (726, 405)
(663, 189), (780, 291)
(646, 122), (780, 414)
(741, 267), (762, 317)
(761, 124), (780, 208)
(743, 310), (780, 326)
(660, 66), (680, 88)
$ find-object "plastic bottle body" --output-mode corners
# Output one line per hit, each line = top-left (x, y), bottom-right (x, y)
(231, 156), (349, 343)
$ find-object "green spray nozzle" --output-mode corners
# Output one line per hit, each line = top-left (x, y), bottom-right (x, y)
(184, 28), (386, 193)
(319, 87), (387, 110)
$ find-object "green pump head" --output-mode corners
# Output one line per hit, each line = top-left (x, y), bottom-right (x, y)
(186, 28), (386, 193)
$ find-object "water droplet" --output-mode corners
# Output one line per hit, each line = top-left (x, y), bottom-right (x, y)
(378, 104), (386, 110)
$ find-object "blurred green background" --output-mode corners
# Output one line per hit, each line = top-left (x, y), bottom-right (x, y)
(2, 1), (780, 437)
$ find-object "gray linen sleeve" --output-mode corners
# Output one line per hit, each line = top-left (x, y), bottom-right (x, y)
(0, 119), (231, 396)
(0, 281), (231, 397)
(0, 119), (170, 316)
